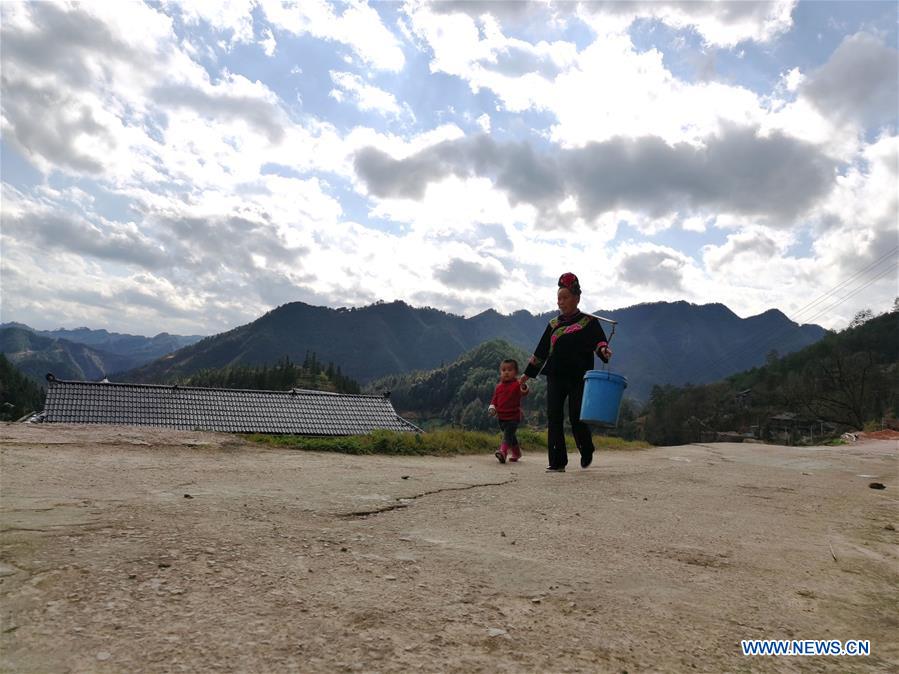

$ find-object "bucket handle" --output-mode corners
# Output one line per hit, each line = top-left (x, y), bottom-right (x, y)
(595, 315), (617, 371)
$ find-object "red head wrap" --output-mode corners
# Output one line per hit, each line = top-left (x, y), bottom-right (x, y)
(558, 272), (581, 296)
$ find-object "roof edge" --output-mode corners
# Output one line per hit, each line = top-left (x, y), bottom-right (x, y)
(45, 373), (388, 400)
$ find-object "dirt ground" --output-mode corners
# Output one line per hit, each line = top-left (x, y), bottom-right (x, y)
(1, 424), (896, 673)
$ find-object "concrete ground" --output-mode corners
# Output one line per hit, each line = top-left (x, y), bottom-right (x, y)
(1, 423), (896, 673)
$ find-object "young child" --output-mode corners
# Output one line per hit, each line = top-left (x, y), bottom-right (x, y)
(488, 358), (529, 463)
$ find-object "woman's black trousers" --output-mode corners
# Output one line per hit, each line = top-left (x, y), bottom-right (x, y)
(546, 374), (594, 468)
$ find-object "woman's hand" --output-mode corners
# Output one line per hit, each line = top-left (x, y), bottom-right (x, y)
(518, 374), (529, 387)
(597, 345), (612, 361)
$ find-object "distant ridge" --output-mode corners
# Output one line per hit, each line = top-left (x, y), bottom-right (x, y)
(0, 324), (204, 383)
(0, 327), (133, 383)
(122, 300), (827, 400)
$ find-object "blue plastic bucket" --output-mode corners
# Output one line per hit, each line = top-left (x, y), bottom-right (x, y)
(580, 370), (628, 427)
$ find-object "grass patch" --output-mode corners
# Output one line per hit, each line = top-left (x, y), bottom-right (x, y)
(593, 435), (652, 450)
(245, 427), (650, 456)
(517, 429), (649, 451)
(244, 428), (498, 456)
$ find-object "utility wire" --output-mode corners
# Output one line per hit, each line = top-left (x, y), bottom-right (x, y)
(781, 246), (898, 324)
(801, 264), (896, 326)
(705, 259), (896, 377)
(701, 248), (898, 378)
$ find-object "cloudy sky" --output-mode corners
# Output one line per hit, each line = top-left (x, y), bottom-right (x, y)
(1, 0), (896, 337)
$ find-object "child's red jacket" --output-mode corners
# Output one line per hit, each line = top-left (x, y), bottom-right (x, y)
(490, 380), (528, 421)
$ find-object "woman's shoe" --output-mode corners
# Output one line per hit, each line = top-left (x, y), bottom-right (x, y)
(545, 466), (566, 472)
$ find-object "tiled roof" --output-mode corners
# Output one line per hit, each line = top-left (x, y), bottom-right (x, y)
(42, 375), (420, 435)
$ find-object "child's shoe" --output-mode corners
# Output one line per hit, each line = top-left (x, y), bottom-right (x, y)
(508, 445), (522, 462)
(495, 443), (508, 463)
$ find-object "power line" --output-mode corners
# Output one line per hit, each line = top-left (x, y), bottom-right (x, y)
(801, 264), (896, 326)
(706, 261), (895, 377)
(701, 248), (898, 377)
(784, 246), (898, 325)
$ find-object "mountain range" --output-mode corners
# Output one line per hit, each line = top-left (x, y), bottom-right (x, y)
(0, 324), (203, 383)
(121, 300), (827, 400)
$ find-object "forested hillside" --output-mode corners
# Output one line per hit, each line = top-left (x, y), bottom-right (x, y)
(642, 308), (899, 445)
(367, 340), (542, 430)
(0, 354), (45, 420)
(180, 354), (360, 393)
(367, 308), (895, 443)
(367, 339), (640, 433)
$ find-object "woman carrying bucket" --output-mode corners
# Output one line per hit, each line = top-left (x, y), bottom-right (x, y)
(519, 272), (612, 472)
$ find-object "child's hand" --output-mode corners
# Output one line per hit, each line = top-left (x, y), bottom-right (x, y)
(520, 382), (529, 393)
(487, 405), (497, 416)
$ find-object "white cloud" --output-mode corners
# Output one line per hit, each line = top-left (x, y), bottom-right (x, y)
(1, 0), (893, 338)
(702, 227), (791, 272)
(259, 0), (405, 72)
(329, 71), (404, 117)
(402, 0), (874, 169)
(613, 243), (697, 292)
(367, 175), (537, 235)
(549, 34), (764, 147)
(781, 67), (804, 93)
(429, 1), (797, 48)
(0, 230), (218, 335)
(405, 4), (779, 148)
(260, 27), (277, 56)
(575, 1), (797, 48)
(815, 134), (898, 238)
(809, 134), (899, 325)
(694, 135), (898, 327)
(0, 1), (311, 193)
(681, 215), (708, 233)
(405, 7), (575, 113)
(165, 0), (257, 46)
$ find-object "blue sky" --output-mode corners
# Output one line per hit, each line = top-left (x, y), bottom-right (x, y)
(1, 0), (896, 336)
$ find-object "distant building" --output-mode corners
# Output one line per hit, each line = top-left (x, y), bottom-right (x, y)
(40, 374), (420, 435)
(735, 388), (753, 409)
(766, 412), (834, 445)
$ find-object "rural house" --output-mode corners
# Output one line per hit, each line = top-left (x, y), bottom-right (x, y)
(40, 374), (420, 435)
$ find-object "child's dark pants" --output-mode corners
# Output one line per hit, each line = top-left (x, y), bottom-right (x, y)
(498, 419), (519, 447)
(546, 374), (594, 468)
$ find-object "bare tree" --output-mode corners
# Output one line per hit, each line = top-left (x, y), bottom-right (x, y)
(804, 349), (875, 428)
(849, 308), (874, 329)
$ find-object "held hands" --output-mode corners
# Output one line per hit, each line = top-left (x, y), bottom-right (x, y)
(487, 404), (497, 417)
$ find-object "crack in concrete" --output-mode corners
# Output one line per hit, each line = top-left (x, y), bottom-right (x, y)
(341, 478), (517, 519)
(1, 527), (50, 533)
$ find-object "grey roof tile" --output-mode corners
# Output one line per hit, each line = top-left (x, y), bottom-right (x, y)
(42, 375), (421, 435)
